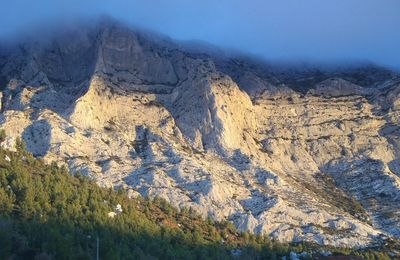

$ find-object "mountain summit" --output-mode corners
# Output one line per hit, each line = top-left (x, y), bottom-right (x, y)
(1, 18), (400, 248)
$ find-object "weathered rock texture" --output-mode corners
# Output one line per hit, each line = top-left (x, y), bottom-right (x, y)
(1, 19), (400, 248)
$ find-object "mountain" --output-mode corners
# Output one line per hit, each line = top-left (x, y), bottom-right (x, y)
(1, 18), (400, 249)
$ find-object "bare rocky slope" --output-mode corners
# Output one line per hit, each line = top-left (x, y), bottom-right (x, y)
(1, 19), (400, 248)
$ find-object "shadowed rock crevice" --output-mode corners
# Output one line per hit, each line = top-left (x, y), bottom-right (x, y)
(22, 120), (52, 157)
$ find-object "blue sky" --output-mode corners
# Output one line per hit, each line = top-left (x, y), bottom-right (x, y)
(1, 0), (400, 69)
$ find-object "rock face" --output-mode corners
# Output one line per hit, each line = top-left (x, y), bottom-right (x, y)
(1, 19), (400, 248)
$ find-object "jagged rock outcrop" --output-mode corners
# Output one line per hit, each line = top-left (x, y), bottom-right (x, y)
(167, 71), (256, 155)
(1, 19), (400, 248)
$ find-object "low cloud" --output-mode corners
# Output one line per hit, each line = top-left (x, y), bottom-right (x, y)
(1, 0), (399, 69)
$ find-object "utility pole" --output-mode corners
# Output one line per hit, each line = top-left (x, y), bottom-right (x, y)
(96, 235), (99, 260)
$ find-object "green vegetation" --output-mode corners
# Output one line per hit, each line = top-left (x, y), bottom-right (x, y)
(0, 137), (398, 259)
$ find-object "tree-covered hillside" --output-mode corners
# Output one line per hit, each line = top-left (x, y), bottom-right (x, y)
(0, 135), (397, 259)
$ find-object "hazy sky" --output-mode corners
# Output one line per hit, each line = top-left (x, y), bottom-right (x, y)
(1, 0), (400, 69)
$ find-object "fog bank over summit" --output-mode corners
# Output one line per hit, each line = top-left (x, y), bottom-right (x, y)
(1, 0), (399, 69)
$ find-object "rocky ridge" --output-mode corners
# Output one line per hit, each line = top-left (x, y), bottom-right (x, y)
(1, 19), (400, 248)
